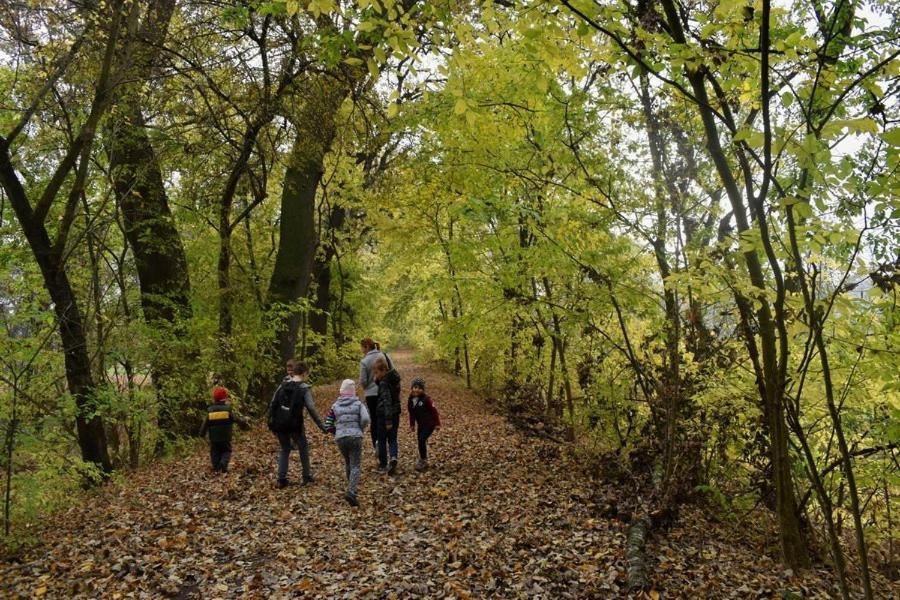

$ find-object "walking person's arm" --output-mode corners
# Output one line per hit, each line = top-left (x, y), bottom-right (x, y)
(233, 408), (252, 431)
(304, 387), (327, 432)
(323, 408), (336, 434)
(359, 360), (370, 394)
(427, 397), (441, 428)
(359, 402), (371, 431)
(267, 384), (282, 432)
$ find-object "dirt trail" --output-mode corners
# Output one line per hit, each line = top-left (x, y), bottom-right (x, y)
(1, 350), (852, 598)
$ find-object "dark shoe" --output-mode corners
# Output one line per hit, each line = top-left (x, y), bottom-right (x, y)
(415, 460), (427, 472)
(388, 458), (398, 475)
(376, 465), (387, 474)
(277, 479), (289, 489)
(301, 475), (315, 485)
(344, 492), (358, 507)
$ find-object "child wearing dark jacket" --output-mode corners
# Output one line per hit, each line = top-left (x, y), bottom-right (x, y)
(199, 386), (235, 473)
(268, 361), (328, 488)
(407, 377), (441, 471)
(372, 358), (402, 475)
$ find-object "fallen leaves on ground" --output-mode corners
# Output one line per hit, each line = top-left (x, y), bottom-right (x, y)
(0, 351), (886, 598)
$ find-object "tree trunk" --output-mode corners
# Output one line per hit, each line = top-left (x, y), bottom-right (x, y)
(268, 137), (327, 363)
(217, 197), (238, 388)
(247, 77), (348, 405)
(626, 516), (651, 591)
(652, 0), (810, 566)
(308, 204), (346, 360)
(106, 0), (198, 438)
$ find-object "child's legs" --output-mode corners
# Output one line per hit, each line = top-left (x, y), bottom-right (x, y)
(387, 415), (400, 460)
(343, 437), (363, 496)
(295, 428), (311, 478)
(209, 444), (219, 470)
(337, 436), (362, 495)
(337, 438), (352, 480)
(366, 396), (379, 449)
(347, 437), (362, 496)
(218, 441), (232, 472)
(276, 432), (292, 481)
(376, 419), (388, 467)
(417, 426), (434, 460)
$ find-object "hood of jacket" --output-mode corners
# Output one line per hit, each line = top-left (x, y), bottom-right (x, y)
(336, 395), (360, 407)
(285, 379), (310, 390)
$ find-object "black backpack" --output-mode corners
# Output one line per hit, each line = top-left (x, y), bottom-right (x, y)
(268, 383), (301, 433)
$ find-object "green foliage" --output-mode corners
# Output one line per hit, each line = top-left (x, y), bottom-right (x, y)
(0, 0), (896, 578)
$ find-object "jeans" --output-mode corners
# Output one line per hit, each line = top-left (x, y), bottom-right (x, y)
(416, 425), (435, 461)
(377, 414), (400, 468)
(337, 436), (362, 496)
(276, 427), (311, 482)
(210, 441), (232, 472)
(365, 396), (379, 449)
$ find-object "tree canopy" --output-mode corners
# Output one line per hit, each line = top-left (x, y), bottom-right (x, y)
(0, 0), (897, 595)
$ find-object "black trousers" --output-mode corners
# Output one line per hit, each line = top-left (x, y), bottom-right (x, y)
(366, 395), (379, 449)
(417, 425), (435, 460)
(210, 440), (232, 472)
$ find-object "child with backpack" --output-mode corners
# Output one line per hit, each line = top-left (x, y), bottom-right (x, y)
(323, 379), (370, 506)
(268, 361), (328, 488)
(199, 386), (235, 473)
(372, 358), (402, 474)
(407, 377), (441, 471)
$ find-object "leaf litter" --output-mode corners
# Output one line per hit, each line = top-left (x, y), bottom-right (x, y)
(0, 351), (886, 598)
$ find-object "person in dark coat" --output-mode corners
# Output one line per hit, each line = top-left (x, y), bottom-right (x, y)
(372, 358), (402, 474)
(407, 377), (441, 471)
(268, 361), (328, 488)
(359, 338), (388, 452)
(199, 387), (235, 473)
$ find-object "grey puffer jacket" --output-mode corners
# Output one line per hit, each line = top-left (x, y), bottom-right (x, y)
(327, 396), (371, 440)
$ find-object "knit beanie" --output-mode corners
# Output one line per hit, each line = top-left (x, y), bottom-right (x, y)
(339, 379), (356, 396)
(411, 377), (426, 391)
(212, 386), (228, 402)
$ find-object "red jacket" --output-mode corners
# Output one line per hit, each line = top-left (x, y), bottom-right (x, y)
(408, 394), (441, 429)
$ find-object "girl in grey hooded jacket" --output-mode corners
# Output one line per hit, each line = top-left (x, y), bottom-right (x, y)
(324, 379), (371, 505)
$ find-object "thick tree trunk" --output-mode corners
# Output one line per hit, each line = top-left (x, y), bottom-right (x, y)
(307, 204), (346, 360)
(109, 107), (190, 326)
(108, 105), (197, 437)
(268, 137), (327, 363)
(217, 202), (239, 389)
(106, 0), (199, 438)
(247, 77), (348, 405)
(308, 254), (332, 356)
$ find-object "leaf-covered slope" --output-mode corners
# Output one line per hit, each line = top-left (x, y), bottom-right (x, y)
(0, 351), (865, 598)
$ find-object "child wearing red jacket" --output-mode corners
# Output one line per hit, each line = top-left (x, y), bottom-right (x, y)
(407, 377), (441, 471)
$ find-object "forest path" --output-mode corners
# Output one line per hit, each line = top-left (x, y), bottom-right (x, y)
(2, 350), (847, 598)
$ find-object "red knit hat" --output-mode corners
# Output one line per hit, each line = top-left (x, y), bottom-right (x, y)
(212, 387), (228, 401)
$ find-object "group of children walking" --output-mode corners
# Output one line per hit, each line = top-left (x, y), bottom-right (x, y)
(198, 338), (441, 506)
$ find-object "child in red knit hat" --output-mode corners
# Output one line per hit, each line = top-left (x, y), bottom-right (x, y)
(199, 386), (235, 473)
